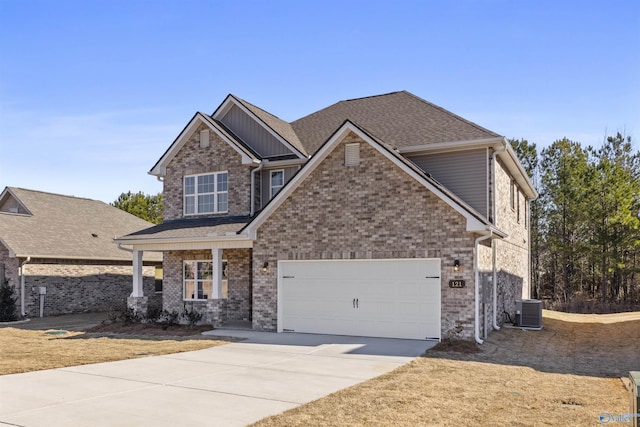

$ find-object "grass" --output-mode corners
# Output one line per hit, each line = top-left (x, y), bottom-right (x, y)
(0, 327), (228, 375)
(252, 310), (640, 427)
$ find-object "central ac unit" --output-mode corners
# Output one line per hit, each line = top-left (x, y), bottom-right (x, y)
(515, 299), (543, 329)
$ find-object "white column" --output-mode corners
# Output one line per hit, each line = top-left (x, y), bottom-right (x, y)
(132, 250), (144, 297)
(212, 248), (223, 299)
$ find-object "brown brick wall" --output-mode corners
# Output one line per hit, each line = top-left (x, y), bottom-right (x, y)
(494, 157), (530, 322)
(163, 123), (252, 220)
(252, 132), (478, 339)
(20, 261), (157, 317)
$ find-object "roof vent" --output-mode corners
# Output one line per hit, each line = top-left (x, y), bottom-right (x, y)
(345, 143), (360, 167)
(200, 130), (210, 148)
(91, 233), (98, 238)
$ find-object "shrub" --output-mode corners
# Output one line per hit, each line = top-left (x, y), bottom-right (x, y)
(0, 278), (18, 322)
(182, 303), (203, 327)
(145, 305), (163, 323)
(157, 309), (180, 330)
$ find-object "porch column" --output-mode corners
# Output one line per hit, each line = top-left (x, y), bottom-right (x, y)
(132, 249), (144, 297)
(212, 247), (223, 299)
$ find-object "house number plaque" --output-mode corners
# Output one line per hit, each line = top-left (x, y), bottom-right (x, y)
(448, 280), (466, 288)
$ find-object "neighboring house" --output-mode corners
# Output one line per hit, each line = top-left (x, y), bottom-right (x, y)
(115, 91), (537, 342)
(0, 187), (162, 317)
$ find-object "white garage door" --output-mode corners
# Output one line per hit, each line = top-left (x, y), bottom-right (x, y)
(278, 259), (441, 340)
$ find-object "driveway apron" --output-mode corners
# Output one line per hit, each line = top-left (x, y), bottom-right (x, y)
(0, 330), (435, 427)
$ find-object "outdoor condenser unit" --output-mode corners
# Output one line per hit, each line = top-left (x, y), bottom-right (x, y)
(515, 299), (543, 328)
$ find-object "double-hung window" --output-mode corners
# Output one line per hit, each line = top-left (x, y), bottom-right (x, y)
(270, 170), (284, 199)
(184, 172), (228, 215)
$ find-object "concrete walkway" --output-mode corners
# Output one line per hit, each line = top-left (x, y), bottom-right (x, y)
(0, 327), (435, 427)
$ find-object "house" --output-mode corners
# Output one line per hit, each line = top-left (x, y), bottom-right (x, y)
(0, 187), (162, 317)
(115, 91), (537, 343)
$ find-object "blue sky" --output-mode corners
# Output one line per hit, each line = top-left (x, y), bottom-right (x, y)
(1, 0), (638, 203)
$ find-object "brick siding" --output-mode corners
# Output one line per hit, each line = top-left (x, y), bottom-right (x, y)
(252, 132), (478, 339)
(163, 123), (252, 220)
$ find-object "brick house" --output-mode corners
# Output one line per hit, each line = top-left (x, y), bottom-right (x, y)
(116, 91), (537, 342)
(0, 187), (162, 317)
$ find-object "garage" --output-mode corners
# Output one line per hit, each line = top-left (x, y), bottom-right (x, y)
(277, 259), (441, 340)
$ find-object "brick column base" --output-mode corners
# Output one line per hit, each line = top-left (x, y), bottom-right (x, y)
(127, 296), (149, 318)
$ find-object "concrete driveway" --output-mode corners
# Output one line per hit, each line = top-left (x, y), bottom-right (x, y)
(0, 329), (435, 427)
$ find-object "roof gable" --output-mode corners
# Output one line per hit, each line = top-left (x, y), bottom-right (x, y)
(291, 91), (501, 155)
(243, 121), (505, 239)
(149, 112), (258, 176)
(213, 95), (307, 159)
(0, 187), (161, 261)
(0, 187), (31, 215)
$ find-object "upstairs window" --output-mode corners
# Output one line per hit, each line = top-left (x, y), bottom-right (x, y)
(270, 170), (284, 199)
(184, 172), (228, 215)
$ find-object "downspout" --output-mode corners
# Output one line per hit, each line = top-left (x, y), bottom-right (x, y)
(20, 257), (31, 316)
(474, 232), (492, 344)
(491, 143), (507, 331)
(117, 243), (134, 253)
(250, 160), (264, 216)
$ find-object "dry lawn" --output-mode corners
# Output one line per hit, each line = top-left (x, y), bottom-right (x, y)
(253, 310), (640, 427)
(0, 327), (228, 375)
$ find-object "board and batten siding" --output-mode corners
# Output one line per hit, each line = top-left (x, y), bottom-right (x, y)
(220, 105), (292, 158)
(407, 148), (489, 217)
(260, 167), (299, 209)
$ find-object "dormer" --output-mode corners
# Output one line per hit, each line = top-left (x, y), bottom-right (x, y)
(0, 188), (31, 215)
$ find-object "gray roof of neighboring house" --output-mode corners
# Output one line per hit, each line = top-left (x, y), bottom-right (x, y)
(0, 187), (162, 261)
(291, 90), (501, 155)
(117, 217), (249, 242)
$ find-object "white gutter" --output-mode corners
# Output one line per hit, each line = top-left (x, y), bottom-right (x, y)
(250, 160), (264, 216)
(474, 232), (492, 344)
(20, 257), (31, 316)
(491, 143), (507, 331)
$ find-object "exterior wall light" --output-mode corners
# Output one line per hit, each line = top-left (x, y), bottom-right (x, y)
(453, 259), (460, 272)
(262, 261), (269, 272)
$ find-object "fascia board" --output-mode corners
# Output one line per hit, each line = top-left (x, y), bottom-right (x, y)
(149, 113), (255, 176)
(216, 95), (307, 160)
(397, 137), (504, 154)
(113, 234), (253, 246)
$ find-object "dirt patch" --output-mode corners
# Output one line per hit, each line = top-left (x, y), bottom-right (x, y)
(252, 310), (639, 427)
(431, 339), (481, 353)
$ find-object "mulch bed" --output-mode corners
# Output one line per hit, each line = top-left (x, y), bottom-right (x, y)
(84, 322), (217, 339)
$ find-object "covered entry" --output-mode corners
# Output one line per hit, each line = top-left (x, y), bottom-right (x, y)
(278, 259), (441, 340)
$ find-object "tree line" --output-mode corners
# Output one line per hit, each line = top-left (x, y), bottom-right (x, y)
(511, 133), (640, 307)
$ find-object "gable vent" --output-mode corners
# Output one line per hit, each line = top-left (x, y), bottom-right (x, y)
(345, 143), (360, 167)
(200, 130), (210, 148)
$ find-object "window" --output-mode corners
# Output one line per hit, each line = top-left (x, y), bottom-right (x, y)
(270, 170), (284, 199)
(183, 260), (228, 300)
(154, 266), (163, 293)
(184, 172), (228, 215)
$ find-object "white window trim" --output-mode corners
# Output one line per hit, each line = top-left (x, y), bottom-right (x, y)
(183, 259), (228, 301)
(184, 171), (228, 216)
(270, 169), (284, 199)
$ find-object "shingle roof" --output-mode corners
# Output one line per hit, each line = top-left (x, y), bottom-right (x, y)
(0, 187), (161, 261)
(291, 91), (501, 155)
(118, 216), (249, 241)
(233, 96), (308, 157)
